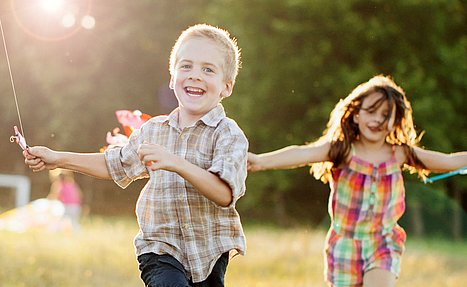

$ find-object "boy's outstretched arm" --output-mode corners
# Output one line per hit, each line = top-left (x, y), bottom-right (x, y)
(412, 147), (467, 173)
(24, 146), (111, 179)
(248, 141), (331, 172)
(137, 143), (233, 207)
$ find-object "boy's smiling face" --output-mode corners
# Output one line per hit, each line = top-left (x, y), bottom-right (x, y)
(170, 37), (232, 126)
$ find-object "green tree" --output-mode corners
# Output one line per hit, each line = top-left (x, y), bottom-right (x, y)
(1, 1), (465, 237)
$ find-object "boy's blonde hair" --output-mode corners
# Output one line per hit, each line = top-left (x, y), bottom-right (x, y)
(169, 24), (241, 85)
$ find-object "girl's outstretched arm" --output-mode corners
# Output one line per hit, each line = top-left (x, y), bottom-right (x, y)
(248, 141), (331, 172)
(412, 147), (467, 173)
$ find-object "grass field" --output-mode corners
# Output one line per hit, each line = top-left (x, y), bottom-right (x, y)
(0, 216), (465, 287)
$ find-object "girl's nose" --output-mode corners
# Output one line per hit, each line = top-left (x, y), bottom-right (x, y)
(375, 114), (386, 124)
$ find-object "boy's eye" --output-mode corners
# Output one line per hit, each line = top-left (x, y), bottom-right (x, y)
(203, 67), (214, 73)
(179, 64), (191, 69)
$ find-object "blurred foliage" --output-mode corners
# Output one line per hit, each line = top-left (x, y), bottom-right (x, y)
(0, 0), (465, 236)
(206, 0), (466, 234)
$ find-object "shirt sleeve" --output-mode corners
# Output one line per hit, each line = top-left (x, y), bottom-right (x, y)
(208, 120), (248, 208)
(104, 126), (149, 189)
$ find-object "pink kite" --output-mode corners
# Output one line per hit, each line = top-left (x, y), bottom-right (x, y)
(101, 110), (152, 151)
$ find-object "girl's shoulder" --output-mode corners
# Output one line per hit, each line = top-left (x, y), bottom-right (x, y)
(394, 144), (408, 165)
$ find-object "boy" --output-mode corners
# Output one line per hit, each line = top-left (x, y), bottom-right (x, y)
(24, 24), (248, 287)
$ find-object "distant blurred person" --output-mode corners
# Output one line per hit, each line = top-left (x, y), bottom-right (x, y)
(48, 169), (82, 231)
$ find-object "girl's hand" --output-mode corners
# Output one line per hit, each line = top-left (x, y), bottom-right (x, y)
(247, 152), (263, 172)
(137, 142), (180, 172)
(23, 146), (59, 172)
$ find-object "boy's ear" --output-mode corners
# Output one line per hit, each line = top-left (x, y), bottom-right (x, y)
(169, 75), (175, 90)
(222, 81), (233, 98)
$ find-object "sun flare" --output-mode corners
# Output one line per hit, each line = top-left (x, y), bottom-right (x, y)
(39, 0), (65, 13)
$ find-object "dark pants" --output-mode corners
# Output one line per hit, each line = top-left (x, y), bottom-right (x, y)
(137, 252), (229, 287)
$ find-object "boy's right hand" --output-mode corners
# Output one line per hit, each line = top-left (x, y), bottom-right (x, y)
(23, 146), (59, 172)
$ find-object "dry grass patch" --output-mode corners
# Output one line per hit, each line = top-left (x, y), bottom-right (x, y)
(0, 217), (465, 286)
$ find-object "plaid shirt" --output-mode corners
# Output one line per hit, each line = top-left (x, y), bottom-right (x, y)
(329, 148), (405, 239)
(104, 104), (248, 282)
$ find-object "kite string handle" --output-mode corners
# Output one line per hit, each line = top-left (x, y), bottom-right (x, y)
(1, 16), (29, 151)
(10, 126), (28, 150)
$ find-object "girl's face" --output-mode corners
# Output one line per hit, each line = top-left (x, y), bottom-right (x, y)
(169, 37), (232, 125)
(353, 92), (395, 144)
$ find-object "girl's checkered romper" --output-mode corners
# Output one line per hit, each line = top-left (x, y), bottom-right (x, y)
(324, 147), (406, 286)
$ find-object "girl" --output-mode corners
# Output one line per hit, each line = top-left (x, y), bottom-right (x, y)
(248, 75), (467, 287)
(48, 169), (82, 231)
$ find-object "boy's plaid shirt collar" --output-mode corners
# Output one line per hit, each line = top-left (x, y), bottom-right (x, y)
(163, 104), (226, 129)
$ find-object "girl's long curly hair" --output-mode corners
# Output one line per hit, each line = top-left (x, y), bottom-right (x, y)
(311, 75), (427, 183)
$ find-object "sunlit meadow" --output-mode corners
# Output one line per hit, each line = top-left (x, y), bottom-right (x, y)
(0, 217), (465, 286)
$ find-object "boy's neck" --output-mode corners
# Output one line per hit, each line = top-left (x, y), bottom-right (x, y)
(178, 111), (204, 129)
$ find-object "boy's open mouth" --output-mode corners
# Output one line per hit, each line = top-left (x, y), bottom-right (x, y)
(185, 86), (205, 97)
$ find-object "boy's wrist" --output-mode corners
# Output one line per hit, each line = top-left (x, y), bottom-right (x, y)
(55, 151), (69, 168)
(171, 155), (187, 174)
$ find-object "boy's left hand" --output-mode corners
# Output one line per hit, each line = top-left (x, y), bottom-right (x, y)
(137, 142), (180, 172)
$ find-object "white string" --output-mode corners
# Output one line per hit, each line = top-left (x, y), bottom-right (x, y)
(0, 17), (25, 138)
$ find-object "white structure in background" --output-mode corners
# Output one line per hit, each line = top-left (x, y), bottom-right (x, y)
(0, 174), (30, 207)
